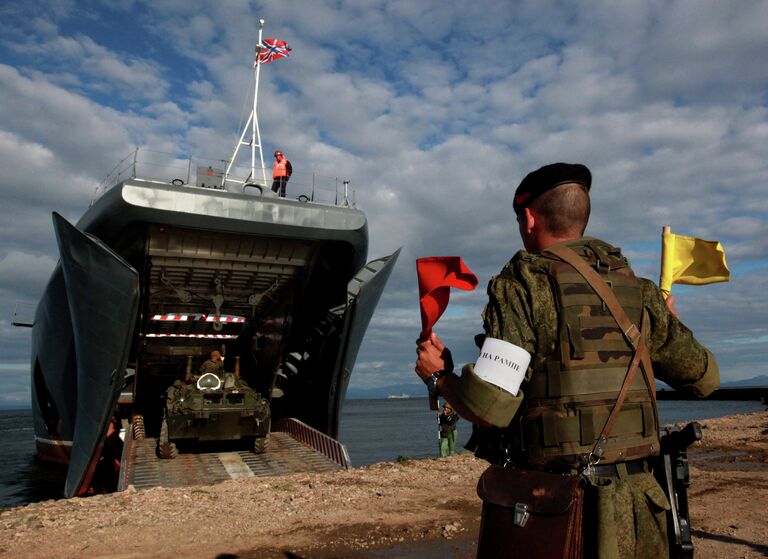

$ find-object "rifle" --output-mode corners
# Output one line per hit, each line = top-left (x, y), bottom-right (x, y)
(654, 421), (702, 559)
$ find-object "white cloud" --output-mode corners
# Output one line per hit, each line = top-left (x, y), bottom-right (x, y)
(10, 34), (169, 102)
(0, 0), (766, 400)
(0, 64), (135, 175)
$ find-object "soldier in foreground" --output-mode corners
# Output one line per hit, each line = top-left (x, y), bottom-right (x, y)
(415, 163), (719, 558)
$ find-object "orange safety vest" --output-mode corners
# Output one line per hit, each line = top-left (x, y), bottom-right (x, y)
(273, 158), (290, 178)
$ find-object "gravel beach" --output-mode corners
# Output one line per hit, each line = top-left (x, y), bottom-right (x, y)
(1, 411), (766, 559)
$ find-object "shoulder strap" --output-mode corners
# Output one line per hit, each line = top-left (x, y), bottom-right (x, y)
(544, 244), (657, 462)
(546, 244), (640, 347)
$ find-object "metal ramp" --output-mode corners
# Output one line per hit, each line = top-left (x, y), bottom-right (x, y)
(119, 419), (348, 492)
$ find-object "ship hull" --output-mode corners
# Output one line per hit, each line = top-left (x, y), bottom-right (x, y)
(31, 179), (398, 496)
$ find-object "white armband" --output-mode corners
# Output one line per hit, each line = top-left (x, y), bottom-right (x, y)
(473, 337), (531, 396)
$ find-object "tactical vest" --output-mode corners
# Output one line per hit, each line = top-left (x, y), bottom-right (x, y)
(507, 239), (659, 469)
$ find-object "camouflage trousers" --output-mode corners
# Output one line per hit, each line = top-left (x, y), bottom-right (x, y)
(583, 468), (671, 559)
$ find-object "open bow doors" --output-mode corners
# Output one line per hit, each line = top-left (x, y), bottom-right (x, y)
(52, 213), (140, 497)
(326, 248), (401, 436)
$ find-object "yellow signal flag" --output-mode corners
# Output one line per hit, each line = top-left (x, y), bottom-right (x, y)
(659, 226), (730, 297)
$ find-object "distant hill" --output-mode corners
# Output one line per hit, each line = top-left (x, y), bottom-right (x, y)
(720, 375), (768, 388)
(658, 374), (768, 392)
(352, 375), (768, 400)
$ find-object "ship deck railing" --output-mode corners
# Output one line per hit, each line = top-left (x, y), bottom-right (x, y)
(94, 147), (357, 208)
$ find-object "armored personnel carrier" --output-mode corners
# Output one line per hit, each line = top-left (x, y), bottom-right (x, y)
(159, 372), (271, 459)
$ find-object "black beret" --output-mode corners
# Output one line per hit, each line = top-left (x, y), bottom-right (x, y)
(513, 163), (591, 214)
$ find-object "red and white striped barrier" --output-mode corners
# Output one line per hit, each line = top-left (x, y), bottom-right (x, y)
(151, 314), (246, 323)
(203, 315), (245, 323)
(143, 333), (238, 339)
(151, 314), (192, 321)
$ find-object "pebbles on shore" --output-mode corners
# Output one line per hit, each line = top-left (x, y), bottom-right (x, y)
(1, 411), (766, 559)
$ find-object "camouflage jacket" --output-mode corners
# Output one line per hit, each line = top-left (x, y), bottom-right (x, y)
(199, 359), (223, 376)
(457, 237), (719, 428)
(460, 237), (720, 558)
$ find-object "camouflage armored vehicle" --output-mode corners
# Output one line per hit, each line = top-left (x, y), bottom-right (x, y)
(158, 372), (271, 459)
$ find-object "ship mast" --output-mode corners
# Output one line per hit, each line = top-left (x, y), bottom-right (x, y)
(224, 18), (268, 188)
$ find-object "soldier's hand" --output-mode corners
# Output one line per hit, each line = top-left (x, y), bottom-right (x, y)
(430, 333), (454, 372)
(415, 332), (454, 382)
(666, 293), (680, 319)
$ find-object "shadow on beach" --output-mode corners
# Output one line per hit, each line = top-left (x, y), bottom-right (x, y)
(692, 529), (768, 557)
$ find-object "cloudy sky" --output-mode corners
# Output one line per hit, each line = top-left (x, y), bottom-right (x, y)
(0, 0), (766, 406)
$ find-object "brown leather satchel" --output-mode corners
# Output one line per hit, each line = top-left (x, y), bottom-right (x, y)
(476, 465), (584, 559)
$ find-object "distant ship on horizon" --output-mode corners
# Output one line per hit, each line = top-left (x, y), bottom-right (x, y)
(387, 393), (411, 399)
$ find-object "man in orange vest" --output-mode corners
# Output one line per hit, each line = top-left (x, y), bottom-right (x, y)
(271, 150), (292, 197)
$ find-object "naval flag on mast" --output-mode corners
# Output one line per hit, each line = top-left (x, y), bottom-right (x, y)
(256, 38), (292, 65)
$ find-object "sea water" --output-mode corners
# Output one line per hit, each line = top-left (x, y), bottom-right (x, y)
(338, 397), (766, 466)
(1, 398), (764, 509)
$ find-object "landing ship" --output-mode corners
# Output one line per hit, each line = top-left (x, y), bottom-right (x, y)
(31, 161), (398, 497)
(29, 28), (398, 497)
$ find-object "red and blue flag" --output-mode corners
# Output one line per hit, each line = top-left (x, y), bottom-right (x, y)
(256, 38), (292, 65)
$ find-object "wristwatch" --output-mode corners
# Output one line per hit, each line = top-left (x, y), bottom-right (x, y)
(426, 370), (447, 396)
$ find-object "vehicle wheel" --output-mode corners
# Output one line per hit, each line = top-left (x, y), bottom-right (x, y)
(253, 434), (269, 454)
(132, 414), (145, 440)
(157, 417), (178, 459)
